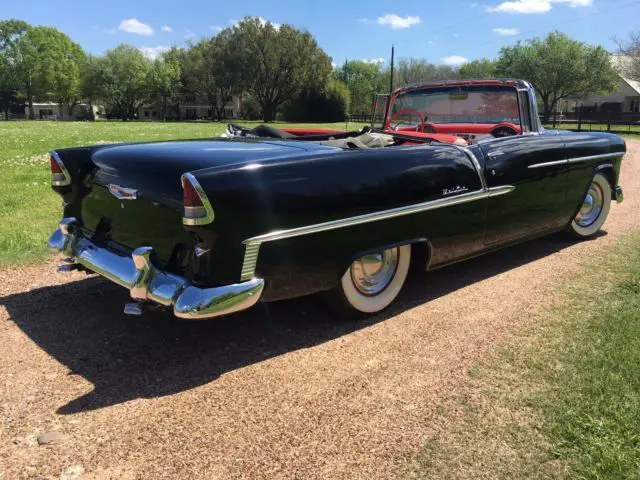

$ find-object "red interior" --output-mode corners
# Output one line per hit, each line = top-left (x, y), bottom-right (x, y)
(397, 122), (521, 135)
(281, 121), (522, 147)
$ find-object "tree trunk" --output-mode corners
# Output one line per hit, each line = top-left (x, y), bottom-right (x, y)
(28, 96), (34, 120)
(27, 74), (35, 119)
(262, 102), (277, 122)
(541, 95), (551, 124)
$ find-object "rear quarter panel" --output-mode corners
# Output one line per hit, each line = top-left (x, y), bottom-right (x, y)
(194, 145), (485, 300)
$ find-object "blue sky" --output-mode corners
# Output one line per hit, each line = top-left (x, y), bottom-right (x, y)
(5, 0), (640, 65)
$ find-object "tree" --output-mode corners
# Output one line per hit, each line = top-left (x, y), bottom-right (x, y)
(98, 44), (151, 119)
(221, 17), (333, 121)
(459, 58), (497, 79)
(341, 60), (386, 116)
(616, 31), (640, 82)
(162, 46), (187, 120)
(395, 58), (459, 85)
(183, 36), (234, 121)
(283, 78), (350, 122)
(496, 31), (618, 122)
(148, 56), (181, 121)
(80, 54), (105, 120)
(0, 19), (29, 120)
(15, 26), (84, 119)
(50, 38), (85, 119)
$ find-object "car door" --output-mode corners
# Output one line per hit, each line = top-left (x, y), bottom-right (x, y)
(481, 131), (568, 245)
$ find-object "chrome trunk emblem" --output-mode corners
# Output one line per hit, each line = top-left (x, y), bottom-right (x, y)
(108, 184), (139, 200)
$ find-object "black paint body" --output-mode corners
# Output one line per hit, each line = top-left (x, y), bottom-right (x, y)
(53, 129), (625, 302)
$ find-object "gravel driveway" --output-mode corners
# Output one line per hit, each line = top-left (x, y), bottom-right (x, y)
(1, 140), (639, 479)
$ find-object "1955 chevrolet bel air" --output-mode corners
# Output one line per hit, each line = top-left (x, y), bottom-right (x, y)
(48, 79), (625, 319)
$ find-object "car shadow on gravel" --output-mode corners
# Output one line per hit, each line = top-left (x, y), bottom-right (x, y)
(1, 232), (605, 414)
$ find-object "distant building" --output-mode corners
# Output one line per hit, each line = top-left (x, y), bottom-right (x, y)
(140, 93), (244, 121)
(24, 102), (105, 120)
(558, 56), (640, 116)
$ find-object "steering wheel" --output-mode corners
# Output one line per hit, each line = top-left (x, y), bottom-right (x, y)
(491, 125), (518, 138)
(385, 108), (426, 132)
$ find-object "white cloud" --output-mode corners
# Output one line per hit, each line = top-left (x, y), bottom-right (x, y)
(184, 29), (197, 39)
(492, 27), (520, 35)
(139, 45), (170, 60)
(428, 39), (435, 45)
(487, 0), (592, 14)
(331, 61), (338, 69)
(487, 0), (551, 13)
(555, 0), (593, 6)
(161, 25), (172, 32)
(230, 17), (281, 30)
(357, 17), (369, 24)
(210, 25), (223, 32)
(376, 14), (421, 29)
(362, 57), (385, 65)
(442, 55), (469, 66)
(118, 18), (154, 36)
(257, 17), (281, 30)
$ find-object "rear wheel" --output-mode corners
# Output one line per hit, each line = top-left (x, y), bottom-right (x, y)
(568, 172), (612, 238)
(325, 245), (411, 315)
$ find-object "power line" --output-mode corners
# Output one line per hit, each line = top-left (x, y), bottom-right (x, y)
(469, 0), (640, 52)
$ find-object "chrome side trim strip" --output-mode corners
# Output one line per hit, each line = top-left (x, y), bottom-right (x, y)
(529, 152), (624, 170)
(567, 152), (625, 164)
(464, 147), (488, 191)
(181, 172), (215, 226)
(488, 185), (516, 197)
(239, 185), (515, 280)
(528, 159), (567, 169)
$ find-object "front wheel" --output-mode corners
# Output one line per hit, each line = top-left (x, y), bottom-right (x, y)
(325, 245), (411, 315)
(568, 172), (612, 238)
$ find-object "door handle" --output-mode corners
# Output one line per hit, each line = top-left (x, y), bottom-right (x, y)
(488, 150), (505, 158)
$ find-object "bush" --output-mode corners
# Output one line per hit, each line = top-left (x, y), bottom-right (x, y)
(240, 94), (262, 120)
(282, 79), (350, 122)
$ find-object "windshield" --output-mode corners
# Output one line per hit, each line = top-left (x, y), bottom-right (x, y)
(386, 85), (521, 128)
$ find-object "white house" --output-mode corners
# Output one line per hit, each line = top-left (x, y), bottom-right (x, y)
(140, 93), (244, 120)
(24, 102), (104, 120)
(560, 55), (640, 115)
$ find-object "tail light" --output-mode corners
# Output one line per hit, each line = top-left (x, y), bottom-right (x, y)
(181, 173), (215, 226)
(50, 151), (71, 186)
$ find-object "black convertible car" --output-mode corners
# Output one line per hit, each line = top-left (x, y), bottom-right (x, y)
(48, 79), (625, 319)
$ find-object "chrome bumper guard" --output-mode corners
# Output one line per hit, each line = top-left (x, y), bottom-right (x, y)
(48, 218), (264, 320)
(615, 186), (624, 204)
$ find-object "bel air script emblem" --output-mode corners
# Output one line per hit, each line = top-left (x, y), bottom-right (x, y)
(108, 184), (140, 200)
(442, 185), (469, 196)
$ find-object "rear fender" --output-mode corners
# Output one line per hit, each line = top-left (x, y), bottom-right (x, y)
(345, 238), (433, 274)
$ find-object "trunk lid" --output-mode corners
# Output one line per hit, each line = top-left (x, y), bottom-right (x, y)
(81, 139), (322, 263)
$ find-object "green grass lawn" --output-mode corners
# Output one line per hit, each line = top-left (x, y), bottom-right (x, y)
(544, 122), (640, 134)
(409, 232), (640, 479)
(0, 120), (366, 266)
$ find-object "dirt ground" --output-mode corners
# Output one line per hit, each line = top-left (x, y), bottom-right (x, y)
(1, 140), (639, 480)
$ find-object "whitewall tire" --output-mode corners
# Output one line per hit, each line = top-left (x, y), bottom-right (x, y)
(327, 244), (411, 315)
(569, 172), (612, 238)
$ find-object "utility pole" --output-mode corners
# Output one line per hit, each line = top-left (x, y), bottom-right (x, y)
(389, 45), (395, 96)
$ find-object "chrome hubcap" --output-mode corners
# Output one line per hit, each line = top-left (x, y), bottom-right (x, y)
(575, 182), (604, 227)
(350, 248), (400, 296)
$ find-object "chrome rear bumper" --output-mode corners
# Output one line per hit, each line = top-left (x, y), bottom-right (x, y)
(48, 218), (264, 320)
